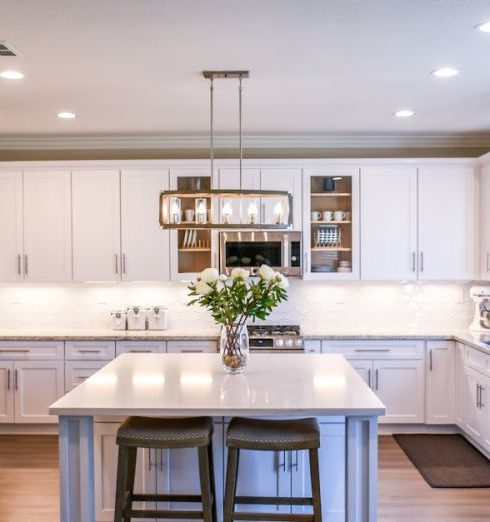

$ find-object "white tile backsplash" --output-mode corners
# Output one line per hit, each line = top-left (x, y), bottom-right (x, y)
(0, 280), (473, 332)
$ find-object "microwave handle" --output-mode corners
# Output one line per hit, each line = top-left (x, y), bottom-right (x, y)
(283, 235), (289, 269)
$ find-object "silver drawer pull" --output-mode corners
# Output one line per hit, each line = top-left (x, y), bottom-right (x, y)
(0, 349), (30, 353)
(78, 350), (102, 354)
(181, 350), (203, 353)
(354, 349), (390, 353)
(77, 376), (91, 380)
(129, 350), (152, 353)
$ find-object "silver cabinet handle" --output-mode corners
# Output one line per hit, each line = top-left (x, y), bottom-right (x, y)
(420, 252), (424, 272)
(477, 384), (480, 408)
(354, 349), (390, 353)
(375, 368), (379, 391)
(290, 450), (299, 472)
(115, 254), (119, 274)
(14, 369), (18, 391)
(24, 254), (28, 276)
(429, 349), (433, 372)
(181, 349), (203, 353)
(412, 252), (416, 272)
(7, 369), (11, 391)
(367, 368), (371, 388)
(0, 349), (30, 353)
(129, 350), (152, 353)
(480, 385), (485, 409)
(122, 254), (126, 274)
(160, 448), (164, 470)
(278, 450), (286, 471)
(78, 349), (102, 354)
(17, 254), (22, 275)
(148, 449), (153, 471)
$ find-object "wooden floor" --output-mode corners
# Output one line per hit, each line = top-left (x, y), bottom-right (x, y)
(1, 435), (490, 521)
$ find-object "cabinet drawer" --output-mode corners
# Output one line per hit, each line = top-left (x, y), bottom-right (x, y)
(65, 361), (109, 392)
(116, 341), (166, 355)
(464, 345), (490, 376)
(322, 340), (424, 359)
(304, 340), (321, 354)
(65, 341), (115, 360)
(0, 341), (63, 360)
(167, 340), (217, 353)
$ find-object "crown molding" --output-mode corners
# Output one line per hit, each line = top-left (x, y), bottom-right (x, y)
(0, 133), (490, 150)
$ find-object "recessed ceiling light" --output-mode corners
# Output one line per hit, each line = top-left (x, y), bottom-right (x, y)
(431, 67), (459, 78)
(394, 109), (414, 118)
(476, 21), (490, 32)
(0, 70), (24, 80)
(57, 111), (76, 119)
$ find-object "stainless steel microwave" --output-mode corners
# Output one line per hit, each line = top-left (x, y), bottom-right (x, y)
(219, 231), (302, 276)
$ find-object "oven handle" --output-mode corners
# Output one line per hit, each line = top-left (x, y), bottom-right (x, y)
(250, 349), (304, 354)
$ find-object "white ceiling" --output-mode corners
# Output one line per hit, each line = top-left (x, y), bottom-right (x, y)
(1, 0), (490, 141)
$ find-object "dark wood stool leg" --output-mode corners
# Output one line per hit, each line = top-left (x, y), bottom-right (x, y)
(309, 449), (322, 522)
(123, 447), (137, 522)
(114, 445), (129, 522)
(207, 442), (218, 522)
(198, 446), (214, 522)
(223, 448), (239, 522)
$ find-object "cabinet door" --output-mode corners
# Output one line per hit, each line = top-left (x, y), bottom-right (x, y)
(0, 171), (23, 282)
(418, 166), (477, 280)
(426, 341), (455, 424)
(121, 169), (170, 281)
(94, 423), (155, 522)
(360, 167), (417, 280)
(374, 359), (425, 423)
(13, 360), (64, 423)
(463, 366), (485, 443)
(346, 359), (372, 387)
(481, 164), (490, 280)
(23, 170), (72, 281)
(72, 170), (121, 281)
(216, 168), (261, 225)
(292, 422), (346, 522)
(455, 343), (466, 428)
(260, 169), (302, 229)
(0, 362), (14, 423)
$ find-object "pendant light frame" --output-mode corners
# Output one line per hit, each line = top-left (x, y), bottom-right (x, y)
(159, 70), (292, 230)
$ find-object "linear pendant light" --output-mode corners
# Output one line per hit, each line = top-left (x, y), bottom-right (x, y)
(159, 71), (292, 230)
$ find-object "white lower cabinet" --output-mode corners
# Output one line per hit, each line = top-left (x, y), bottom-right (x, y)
(0, 342), (64, 424)
(116, 341), (166, 355)
(455, 342), (466, 428)
(426, 341), (455, 424)
(463, 366), (486, 444)
(166, 341), (217, 353)
(322, 340), (425, 423)
(94, 421), (224, 522)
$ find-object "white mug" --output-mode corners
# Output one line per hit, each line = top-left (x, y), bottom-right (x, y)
(311, 211), (321, 221)
(184, 209), (195, 222)
(322, 211), (333, 221)
(334, 210), (345, 221)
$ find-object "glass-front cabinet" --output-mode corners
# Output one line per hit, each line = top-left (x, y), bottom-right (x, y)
(302, 168), (360, 279)
(169, 169), (218, 281)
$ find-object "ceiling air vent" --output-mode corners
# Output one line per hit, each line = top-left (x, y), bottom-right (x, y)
(0, 41), (22, 57)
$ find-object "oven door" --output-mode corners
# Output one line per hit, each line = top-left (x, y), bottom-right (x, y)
(220, 232), (284, 275)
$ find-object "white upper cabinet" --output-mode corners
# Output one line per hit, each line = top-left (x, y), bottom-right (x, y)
(0, 172), (23, 282)
(361, 167), (417, 280)
(121, 169), (170, 281)
(480, 163), (490, 280)
(72, 170), (121, 281)
(260, 168), (302, 229)
(23, 171), (72, 281)
(418, 166), (477, 280)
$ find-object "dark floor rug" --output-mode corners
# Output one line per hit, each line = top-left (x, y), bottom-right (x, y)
(393, 434), (490, 488)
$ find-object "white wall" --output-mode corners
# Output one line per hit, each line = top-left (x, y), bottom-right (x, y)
(0, 280), (473, 333)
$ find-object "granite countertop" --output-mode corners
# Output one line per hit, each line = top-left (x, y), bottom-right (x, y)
(50, 352), (385, 417)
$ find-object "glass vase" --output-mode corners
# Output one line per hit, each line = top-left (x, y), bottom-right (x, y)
(220, 324), (249, 373)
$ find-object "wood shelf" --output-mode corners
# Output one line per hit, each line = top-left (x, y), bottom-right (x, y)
(311, 247), (352, 252)
(311, 193), (351, 197)
(178, 248), (211, 252)
(311, 221), (351, 224)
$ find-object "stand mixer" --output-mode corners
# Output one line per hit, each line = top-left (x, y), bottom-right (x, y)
(470, 286), (490, 332)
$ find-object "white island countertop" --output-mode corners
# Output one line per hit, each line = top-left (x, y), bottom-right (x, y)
(50, 352), (385, 417)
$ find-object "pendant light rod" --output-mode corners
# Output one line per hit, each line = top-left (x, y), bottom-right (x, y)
(203, 70), (249, 186)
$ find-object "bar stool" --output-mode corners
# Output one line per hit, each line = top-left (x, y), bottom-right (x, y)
(224, 417), (322, 522)
(114, 416), (216, 522)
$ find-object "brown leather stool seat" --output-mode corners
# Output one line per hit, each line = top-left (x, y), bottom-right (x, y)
(114, 416), (216, 522)
(224, 417), (322, 522)
(116, 415), (213, 448)
(226, 417), (320, 450)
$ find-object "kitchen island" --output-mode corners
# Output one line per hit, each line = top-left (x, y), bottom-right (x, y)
(50, 352), (385, 522)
